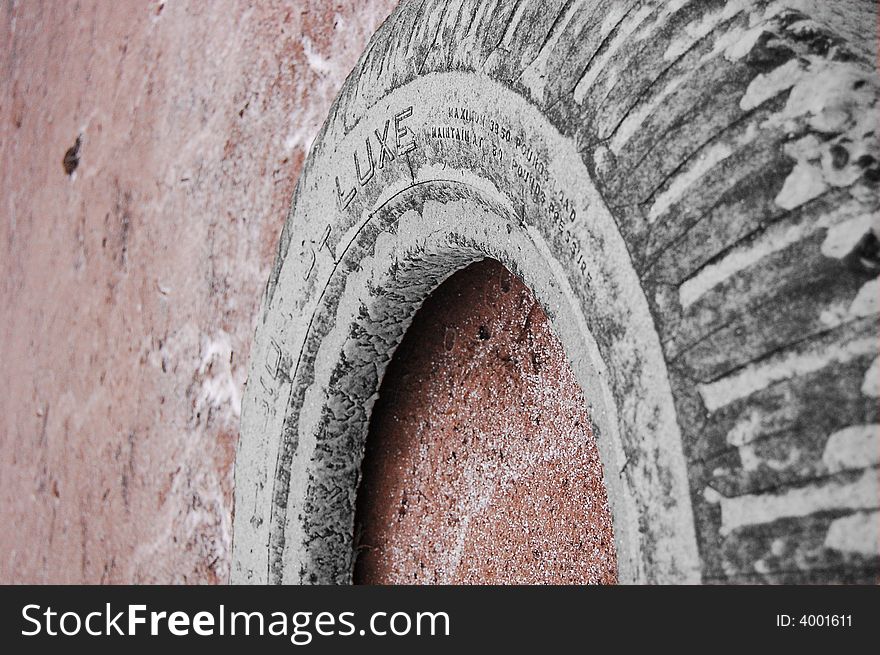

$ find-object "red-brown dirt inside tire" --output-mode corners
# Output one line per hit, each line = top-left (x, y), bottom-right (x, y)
(354, 259), (617, 584)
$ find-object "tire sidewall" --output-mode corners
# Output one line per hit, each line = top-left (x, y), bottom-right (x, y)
(232, 71), (701, 584)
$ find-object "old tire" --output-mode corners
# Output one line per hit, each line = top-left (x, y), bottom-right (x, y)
(232, 0), (880, 584)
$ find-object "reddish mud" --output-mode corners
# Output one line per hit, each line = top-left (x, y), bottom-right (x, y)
(0, 0), (397, 584)
(355, 260), (618, 585)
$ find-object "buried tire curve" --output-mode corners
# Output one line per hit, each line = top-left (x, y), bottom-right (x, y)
(233, 0), (880, 585)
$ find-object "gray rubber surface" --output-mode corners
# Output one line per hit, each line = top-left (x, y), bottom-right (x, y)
(233, 0), (880, 584)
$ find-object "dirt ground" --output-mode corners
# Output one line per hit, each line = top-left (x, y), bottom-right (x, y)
(355, 260), (617, 585)
(0, 0), (397, 584)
